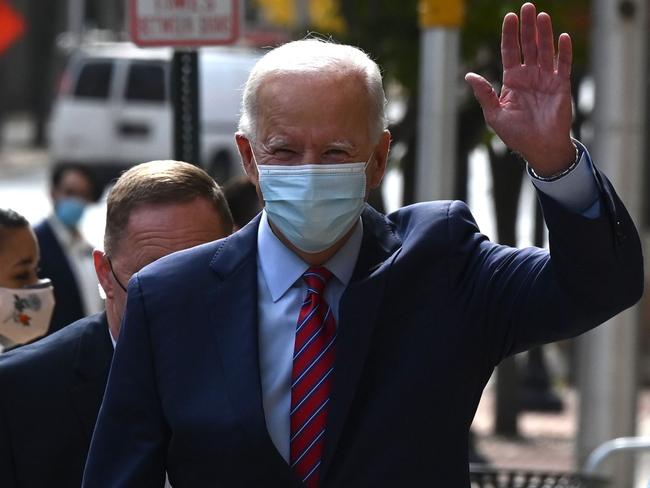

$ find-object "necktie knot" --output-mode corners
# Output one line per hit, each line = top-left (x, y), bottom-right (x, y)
(302, 267), (333, 296)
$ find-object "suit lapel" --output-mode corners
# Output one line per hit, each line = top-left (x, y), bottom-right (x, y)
(321, 206), (402, 477)
(70, 313), (114, 442)
(208, 217), (298, 482)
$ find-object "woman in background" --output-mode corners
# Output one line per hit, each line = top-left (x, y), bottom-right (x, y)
(0, 208), (54, 351)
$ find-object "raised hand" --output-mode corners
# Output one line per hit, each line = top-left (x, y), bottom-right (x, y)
(465, 2), (576, 177)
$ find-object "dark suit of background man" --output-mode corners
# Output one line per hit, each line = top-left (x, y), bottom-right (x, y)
(83, 4), (644, 487)
(34, 163), (103, 334)
(0, 161), (233, 488)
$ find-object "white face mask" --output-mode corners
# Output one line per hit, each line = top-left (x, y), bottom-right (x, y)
(0, 279), (55, 347)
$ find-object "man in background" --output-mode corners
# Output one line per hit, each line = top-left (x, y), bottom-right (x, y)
(34, 164), (102, 333)
(223, 175), (262, 230)
(0, 161), (233, 488)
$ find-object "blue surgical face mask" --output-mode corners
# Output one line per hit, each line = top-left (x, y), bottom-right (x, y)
(256, 158), (370, 254)
(55, 197), (86, 228)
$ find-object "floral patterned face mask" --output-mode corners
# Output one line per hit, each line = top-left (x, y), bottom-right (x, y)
(0, 279), (55, 347)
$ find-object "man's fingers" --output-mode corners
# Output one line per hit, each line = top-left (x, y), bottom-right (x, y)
(501, 12), (521, 69)
(465, 73), (500, 114)
(537, 12), (555, 71)
(520, 3), (538, 66)
(557, 33), (573, 78)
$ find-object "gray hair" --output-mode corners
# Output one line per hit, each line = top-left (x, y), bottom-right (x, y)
(238, 38), (387, 143)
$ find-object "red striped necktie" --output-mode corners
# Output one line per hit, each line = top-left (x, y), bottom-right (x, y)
(289, 266), (337, 487)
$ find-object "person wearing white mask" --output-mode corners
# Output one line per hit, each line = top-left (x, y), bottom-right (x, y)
(0, 208), (55, 351)
(33, 163), (102, 335)
(84, 5), (642, 487)
(0, 161), (233, 488)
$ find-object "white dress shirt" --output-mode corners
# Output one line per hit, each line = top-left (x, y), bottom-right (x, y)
(256, 142), (599, 462)
(48, 215), (104, 316)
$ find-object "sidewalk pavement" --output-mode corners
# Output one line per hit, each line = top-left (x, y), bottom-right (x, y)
(0, 114), (49, 177)
(471, 384), (650, 486)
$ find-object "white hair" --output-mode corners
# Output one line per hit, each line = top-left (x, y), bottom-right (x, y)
(238, 38), (387, 143)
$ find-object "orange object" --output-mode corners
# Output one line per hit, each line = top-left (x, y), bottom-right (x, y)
(419, 0), (465, 28)
(0, 0), (25, 55)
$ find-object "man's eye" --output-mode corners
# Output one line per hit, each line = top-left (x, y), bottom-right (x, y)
(324, 149), (351, 162)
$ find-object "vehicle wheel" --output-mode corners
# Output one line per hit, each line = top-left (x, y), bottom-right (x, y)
(207, 152), (232, 184)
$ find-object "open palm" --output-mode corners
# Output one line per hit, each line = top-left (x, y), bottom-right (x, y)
(466, 2), (575, 176)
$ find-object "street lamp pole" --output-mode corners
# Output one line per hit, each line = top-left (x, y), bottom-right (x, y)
(576, 1), (648, 485)
(415, 0), (463, 202)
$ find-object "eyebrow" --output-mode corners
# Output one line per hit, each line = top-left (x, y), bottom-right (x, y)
(12, 257), (35, 268)
(261, 137), (358, 152)
(328, 140), (357, 152)
(261, 136), (290, 151)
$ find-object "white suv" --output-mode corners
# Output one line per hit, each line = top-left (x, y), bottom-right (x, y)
(49, 42), (262, 185)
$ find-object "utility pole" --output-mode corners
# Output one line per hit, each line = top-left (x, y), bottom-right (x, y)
(67, 0), (84, 47)
(415, 0), (463, 202)
(576, 1), (647, 486)
(294, 0), (310, 30)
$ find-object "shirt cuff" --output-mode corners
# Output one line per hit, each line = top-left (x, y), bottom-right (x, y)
(527, 139), (601, 218)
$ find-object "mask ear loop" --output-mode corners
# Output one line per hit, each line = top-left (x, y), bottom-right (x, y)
(250, 145), (265, 180)
(107, 258), (128, 293)
(364, 150), (377, 171)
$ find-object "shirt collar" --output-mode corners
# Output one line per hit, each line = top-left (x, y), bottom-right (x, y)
(48, 214), (76, 248)
(109, 326), (117, 349)
(257, 210), (363, 302)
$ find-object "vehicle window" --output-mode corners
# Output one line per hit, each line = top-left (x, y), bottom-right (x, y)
(74, 61), (113, 99)
(125, 63), (166, 102)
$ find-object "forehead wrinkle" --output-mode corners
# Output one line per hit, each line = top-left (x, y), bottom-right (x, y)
(128, 226), (217, 251)
(117, 225), (218, 264)
(124, 232), (215, 271)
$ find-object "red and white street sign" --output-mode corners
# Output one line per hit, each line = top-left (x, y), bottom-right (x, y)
(129, 0), (240, 47)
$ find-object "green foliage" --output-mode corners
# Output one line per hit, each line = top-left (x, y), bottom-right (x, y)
(462, 0), (590, 68)
(336, 1), (590, 95)
(337, 0), (420, 94)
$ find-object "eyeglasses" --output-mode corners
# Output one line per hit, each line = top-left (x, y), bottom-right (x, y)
(107, 258), (128, 293)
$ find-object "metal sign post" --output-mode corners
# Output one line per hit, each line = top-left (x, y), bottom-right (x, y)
(171, 50), (200, 164)
(129, 0), (240, 167)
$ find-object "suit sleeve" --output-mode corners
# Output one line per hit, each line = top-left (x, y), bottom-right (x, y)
(82, 275), (168, 487)
(0, 378), (18, 488)
(448, 165), (643, 367)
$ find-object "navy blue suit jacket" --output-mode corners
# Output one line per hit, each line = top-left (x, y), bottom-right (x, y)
(0, 313), (113, 487)
(34, 220), (86, 334)
(83, 169), (643, 487)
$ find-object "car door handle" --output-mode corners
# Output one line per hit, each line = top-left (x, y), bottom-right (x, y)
(117, 122), (150, 137)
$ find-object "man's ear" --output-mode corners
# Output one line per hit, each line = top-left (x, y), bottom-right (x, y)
(368, 130), (391, 190)
(236, 133), (258, 186)
(93, 250), (114, 299)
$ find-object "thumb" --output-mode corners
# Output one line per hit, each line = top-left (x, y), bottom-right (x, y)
(465, 73), (500, 115)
